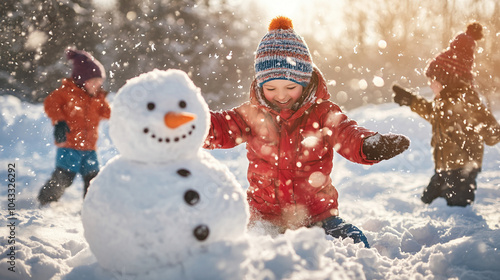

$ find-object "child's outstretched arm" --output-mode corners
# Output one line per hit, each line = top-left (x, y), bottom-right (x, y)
(96, 89), (111, 120)
(392, 84), (432, 122)
(44, 87), (69, 124)
(483, 117), (500, 146)
(392, 84), (415, 106)
(204, 104), (250, 149)
(460, 92), (500, 146)
(324, 102), (409, 164)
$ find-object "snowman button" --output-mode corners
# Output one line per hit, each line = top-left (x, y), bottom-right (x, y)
(184, 190), (200, 205)
(193, 225), (209, 241)
(177, 169), (191, 177)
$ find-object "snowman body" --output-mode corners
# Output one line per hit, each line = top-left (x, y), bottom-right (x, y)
(81, 69), (248, 276)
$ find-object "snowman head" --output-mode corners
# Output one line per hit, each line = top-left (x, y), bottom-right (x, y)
(111, 69), (210, 163)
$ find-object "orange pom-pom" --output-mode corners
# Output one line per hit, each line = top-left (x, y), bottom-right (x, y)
(466, 22), (483, 41)
(268, 16), (293, 31)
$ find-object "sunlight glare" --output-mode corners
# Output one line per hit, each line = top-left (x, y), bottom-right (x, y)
(260, 0), (302, 19)
(235, 0), (344, 39)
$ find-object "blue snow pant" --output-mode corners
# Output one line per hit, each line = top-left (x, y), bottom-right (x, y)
(55, 147), (100, 176)
(320, 216), (370, 248)
(38, 148), (100, 205)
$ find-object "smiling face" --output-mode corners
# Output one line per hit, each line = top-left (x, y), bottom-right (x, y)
(429, 79), (444, 98)
(262, 79), (304, 111)
(110, 69), (210, 163)
(83, 77), (104, 96)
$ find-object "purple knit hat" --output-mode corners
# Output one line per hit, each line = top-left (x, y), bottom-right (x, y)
(66, 49), (105, 87)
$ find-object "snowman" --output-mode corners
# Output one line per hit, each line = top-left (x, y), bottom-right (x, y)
(81, 69), (249, 278)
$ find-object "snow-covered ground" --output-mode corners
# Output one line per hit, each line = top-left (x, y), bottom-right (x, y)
(0, 94), (499, 280)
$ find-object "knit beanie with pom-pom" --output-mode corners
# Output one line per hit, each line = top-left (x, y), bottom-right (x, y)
(425, 22), (483, 87)
(66, 49), (106, 87)
(254, 16), (313, 88)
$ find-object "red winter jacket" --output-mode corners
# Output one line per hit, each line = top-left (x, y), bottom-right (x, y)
(204, 68), (377, 230)
(44, 78), (110, 151)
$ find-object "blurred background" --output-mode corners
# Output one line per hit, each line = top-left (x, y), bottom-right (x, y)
(1, 0), (499, 111)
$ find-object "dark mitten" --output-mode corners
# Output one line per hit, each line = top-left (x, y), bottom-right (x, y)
(363, 133), (410, 161)
(54, 121), (70, 143)
(392, 85), (415, 106)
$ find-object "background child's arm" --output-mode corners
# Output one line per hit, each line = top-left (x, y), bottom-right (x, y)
(393, 85), (432, 122)
(44, 88), (68, 124)
(465, 95), (500, 146)
(482, 116), (500, 146)
(96, 90), (111, 120)
(410, 96), (433, 122)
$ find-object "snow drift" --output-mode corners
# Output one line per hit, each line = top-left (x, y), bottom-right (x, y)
(0, 94), (499, 279)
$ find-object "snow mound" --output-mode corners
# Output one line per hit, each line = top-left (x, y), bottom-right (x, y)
(0, 96), (499, 280)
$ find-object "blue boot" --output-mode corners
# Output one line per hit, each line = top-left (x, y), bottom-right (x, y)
(321, 216), (370, 248)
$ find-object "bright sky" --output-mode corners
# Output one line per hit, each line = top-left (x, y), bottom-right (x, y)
(232, 0), (345, 39)
(92, 0), (345, 41)
(91, 0), (348, 44)
(256, 0), (311, 20)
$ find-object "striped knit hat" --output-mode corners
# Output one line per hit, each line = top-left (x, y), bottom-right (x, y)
(425, 22), (483, 87)
(255, 16), (313, 88)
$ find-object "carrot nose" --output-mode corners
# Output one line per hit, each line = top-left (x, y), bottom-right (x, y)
(164, 112), (196, 128)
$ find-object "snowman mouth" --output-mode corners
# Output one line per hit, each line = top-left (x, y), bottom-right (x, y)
(143, 125), (196, 143)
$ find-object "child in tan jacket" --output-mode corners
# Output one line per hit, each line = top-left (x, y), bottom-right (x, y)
(393, 23), (500, 206)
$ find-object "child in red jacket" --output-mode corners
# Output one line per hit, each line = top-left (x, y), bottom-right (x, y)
(204, 17), (409, 247)
(38, 49), (110, 205)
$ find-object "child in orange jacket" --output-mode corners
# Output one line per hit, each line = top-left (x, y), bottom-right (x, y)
(38, 49), (110, 205)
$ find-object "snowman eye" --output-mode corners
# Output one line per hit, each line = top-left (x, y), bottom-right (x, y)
(147, 102), (155, 111)
(179, 100), (187, 109)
